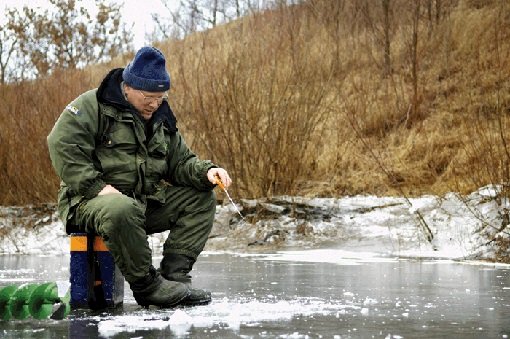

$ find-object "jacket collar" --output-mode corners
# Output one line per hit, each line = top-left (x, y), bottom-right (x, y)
(97, 68), (178, 133)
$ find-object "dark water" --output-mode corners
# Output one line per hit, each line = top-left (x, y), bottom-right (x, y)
(0, 252), (509, 338)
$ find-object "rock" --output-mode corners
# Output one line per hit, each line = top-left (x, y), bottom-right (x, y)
(296, 222), (313, 236)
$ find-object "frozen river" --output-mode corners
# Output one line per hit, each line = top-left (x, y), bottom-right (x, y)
(0, 250), (509, 338)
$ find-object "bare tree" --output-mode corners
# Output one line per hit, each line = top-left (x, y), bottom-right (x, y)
(92, 1), (133, 62)
(382, 0), (392, 77)
(307, 0), (346, 77)
(359, 0), (394, 77)
(170, 3), (336, 197)
(150, 0), (275, 41)
(409, 0), (421, 120)
(6, 0), (133, 78)
(427, 0), (445, 37)
(0, 23), (18, 84)
(436, 0), (442, 23)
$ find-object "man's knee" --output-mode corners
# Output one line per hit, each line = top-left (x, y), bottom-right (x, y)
(188, 189), (216, 210)
(193, 190), (216, 230)
(188, 190), (216, 223)
(197, 190), (216, 210)
(98, 195), (145, 235)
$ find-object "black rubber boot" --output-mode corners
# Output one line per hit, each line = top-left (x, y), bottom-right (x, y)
(180, 288), (212, 306)
(160, 254), (212, 305)
(130, 266), (189, 308)
(160, 253), (196, 285)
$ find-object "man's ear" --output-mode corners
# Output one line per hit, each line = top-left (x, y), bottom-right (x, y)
(123, 84), (132, 98)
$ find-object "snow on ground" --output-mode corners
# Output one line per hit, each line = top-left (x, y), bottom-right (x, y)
(206, 185), (509, 261)
(96, 298), (356, 337)
(0, 185), (508, 260)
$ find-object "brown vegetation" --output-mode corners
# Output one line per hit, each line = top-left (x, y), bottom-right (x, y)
(0, 0), (509, 205)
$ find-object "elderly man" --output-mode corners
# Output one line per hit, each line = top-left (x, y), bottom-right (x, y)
(48, 46), (231, 308)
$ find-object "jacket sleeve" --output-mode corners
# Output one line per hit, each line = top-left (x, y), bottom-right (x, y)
(47, 89), (106, 199)
(166, 131), (217, 191)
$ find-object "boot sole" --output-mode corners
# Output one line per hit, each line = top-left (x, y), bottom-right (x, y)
(179, 297), (212, 306)
(134, 291), (190, 309)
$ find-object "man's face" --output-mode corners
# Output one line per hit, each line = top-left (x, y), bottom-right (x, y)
(124, 85), (167, 120)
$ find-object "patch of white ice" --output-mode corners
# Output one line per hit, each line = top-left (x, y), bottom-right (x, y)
(97, 297), (358, 338)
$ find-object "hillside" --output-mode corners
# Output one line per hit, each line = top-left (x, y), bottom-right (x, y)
(0, 0), (509, 205)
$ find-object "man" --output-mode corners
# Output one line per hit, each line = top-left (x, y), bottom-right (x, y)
(47, 46), (231, 308)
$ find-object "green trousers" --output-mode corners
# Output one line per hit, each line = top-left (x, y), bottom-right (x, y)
(75, 186), (216, 283)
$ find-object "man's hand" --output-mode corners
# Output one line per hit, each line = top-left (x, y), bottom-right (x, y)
(98, 184), (122, 196)
(207, 168), (232, 189)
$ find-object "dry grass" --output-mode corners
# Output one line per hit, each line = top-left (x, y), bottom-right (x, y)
(1, 71), (94, 204)
(0, 0), (510, 205)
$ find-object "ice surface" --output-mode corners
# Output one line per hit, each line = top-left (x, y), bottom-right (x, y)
(1, 181), (509, 335)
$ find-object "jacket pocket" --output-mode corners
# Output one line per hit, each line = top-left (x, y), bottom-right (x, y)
(146, 181), (168, 204)
(96, 122), (138, 180)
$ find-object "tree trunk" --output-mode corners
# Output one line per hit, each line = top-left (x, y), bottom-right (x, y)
(382, 0), (392, 77)
(411, 1), (421, 120)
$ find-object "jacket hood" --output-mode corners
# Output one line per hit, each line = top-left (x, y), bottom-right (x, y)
(97, 68), (177, 133)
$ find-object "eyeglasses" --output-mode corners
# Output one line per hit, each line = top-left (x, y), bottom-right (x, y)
(137, 90), (167, 105)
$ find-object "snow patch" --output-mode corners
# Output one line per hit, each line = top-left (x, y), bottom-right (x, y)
(96, 298), (357, 338)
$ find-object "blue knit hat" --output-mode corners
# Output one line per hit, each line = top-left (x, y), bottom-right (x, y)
(123, 47), (170, 92)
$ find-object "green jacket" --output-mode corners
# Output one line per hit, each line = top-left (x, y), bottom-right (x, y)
(47, 68), (216, 233)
